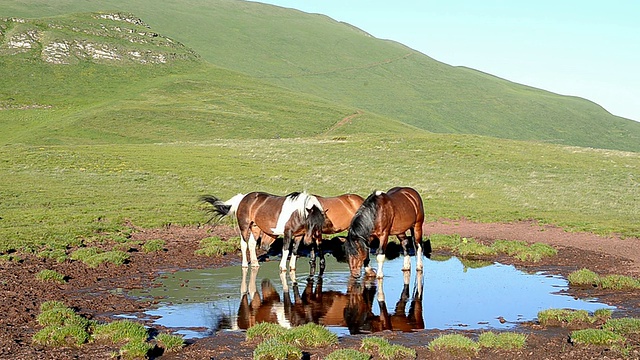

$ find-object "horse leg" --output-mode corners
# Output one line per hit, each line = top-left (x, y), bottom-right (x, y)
(239, 226), (251, 268)
(289, 235), (302, 272)
(413, 224), (424, 271)
(375, 234), (389, 279)
(397, 233), (411, 271)
(279, 231), (293, 272)
(248, 231), (259, 268)
(318, 241), (326, 277)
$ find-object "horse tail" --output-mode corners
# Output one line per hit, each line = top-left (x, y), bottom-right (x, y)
(345, 191), (380, 256)
(200, 193), (245, 221)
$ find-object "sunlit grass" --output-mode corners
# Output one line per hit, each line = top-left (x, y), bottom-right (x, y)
(568, 269), (640, 290)
(35, 269), (66, 283)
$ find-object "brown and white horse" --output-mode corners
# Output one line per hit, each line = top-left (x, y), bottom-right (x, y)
(261, 193), (364, 277)
(345, 187), (426, 278)
(200, 191), (324, 271)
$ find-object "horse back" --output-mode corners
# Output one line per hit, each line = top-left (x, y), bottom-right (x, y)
(237, 192), (286, 235)
(383, 187), (425, 234)
(316, 193), (365, 233)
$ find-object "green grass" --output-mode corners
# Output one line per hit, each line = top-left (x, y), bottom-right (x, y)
(569, 329), (625, 346)
(141, 239), (165, 253)
(246, 323), (288, 342)
(195, 236), (238, 257)
(69, 247), (129, 268)
(478, 332), (527, 350)
(537, 308), (612, 327)
(92, 320), (149, 344)
(253, 338), (302, 360)
(430, 235), (558, 262)
(568, 269), (640, 290)
(35, 269), (66, 283)
(360, 337), (416, 360)
(602, 318), (640, 336)
(0, 135), (638, 256)
(325, 349), (371, 360)
(32, 301), (93, 347)
(428, 334), (479, 356)
(155, 333), (185, 352)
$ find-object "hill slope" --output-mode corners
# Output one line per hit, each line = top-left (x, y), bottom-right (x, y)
(0, 12), (417, 145)
(2, 0), (640, 151)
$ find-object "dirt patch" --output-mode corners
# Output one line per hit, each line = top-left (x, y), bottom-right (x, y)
(2, 220), (640, 359)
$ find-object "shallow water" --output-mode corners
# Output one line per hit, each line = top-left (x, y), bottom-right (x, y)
(128, 255), (613, 338)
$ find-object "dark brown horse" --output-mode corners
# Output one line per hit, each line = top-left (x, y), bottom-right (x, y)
(345, 187), (425, 278)
(261, 193), (364, 277)
(200, 191), (324, 271)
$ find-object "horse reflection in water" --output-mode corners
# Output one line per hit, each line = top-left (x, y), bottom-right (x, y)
(235, 268), (424, 334)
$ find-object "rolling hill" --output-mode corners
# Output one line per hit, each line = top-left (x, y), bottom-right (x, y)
(1, 0), (640, 152)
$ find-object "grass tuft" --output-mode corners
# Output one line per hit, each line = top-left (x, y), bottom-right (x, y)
(141, 239), (166, 253)
(246, 323), (287, 342)
(92, 320), (149, 344)
(253, 338), (302, 360)
(195, 236), (238, 257)
(155, 333), (185, 352)
(478, 332), (527, 350)
(325, 348), (371, 360)
(428, 334), (479, 356)
(70, 247), (129, 267)
(35, 269), (66, 283)
(280, 323), (338, 348)
(568, 269), (640, 290)
(361, 337), (416, 359)
(603, 318), (640, 336)
(570, 329), (625, 346)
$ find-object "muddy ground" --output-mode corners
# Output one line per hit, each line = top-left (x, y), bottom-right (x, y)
(2, 220), (640, 359)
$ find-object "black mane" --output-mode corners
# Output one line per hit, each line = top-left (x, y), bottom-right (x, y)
(345, 191), (379, 256)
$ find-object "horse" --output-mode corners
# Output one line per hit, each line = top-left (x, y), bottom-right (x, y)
(345, 186), (426, 279)
(200, 191), (324, 272)
(260, 193), (364, 277)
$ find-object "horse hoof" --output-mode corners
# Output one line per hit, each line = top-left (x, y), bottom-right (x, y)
(364, 268), (377, 278)
(376, 274), (384, 279)
(401, 268), (411, 272)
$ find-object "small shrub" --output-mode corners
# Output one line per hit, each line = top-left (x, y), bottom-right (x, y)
(603, 318), (640, 336)
(428, 334), (479, 356)
(570, 329), (625, 345)
(195, 236), (238, 257)
(156, 333), (184, 352)
(478, 332), (526, 350)
(141, 239), (166, 253)
(325, 348), (371, 360)
(253, 338), (302, 360)
(246, 323), (287, 342)
(36, 269), (66, 283)
(361, 337), (416, 359)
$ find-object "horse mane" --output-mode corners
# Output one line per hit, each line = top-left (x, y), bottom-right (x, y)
(345, 191), (379, 257)
(304, 204), (325, 245)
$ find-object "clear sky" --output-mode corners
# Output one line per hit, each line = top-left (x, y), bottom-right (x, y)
(251, 0), (640, 122)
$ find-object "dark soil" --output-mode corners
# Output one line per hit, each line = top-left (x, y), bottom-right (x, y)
(2, 220), (640, 359)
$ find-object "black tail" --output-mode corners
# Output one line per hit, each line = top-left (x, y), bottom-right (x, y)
(345, 191), (379, 256)
(200, 195), (231, 222)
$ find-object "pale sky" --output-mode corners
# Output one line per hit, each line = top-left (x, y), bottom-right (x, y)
(252, 0), (640, 122)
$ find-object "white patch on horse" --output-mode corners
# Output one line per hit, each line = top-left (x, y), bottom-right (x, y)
(375, 190), (384, 196)
(225, 193), (245, 215)
(271, 193), (308, 234)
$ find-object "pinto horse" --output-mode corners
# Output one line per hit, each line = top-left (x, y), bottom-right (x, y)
(345, 187), (425, 279)
(259, 193), (364, 277)
(200, 191), (324, 272)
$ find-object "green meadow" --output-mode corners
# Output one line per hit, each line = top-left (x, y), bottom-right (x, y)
(1, 134), (638, 253)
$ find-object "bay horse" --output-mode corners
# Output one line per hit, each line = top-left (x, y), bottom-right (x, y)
(200, 191), (324, 272)
(345, 186), (425, 278)
(261, 193), (364, 277)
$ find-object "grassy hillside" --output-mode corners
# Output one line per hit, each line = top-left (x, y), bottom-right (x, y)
(2, 0), (638, 152)
(0, 12), (416, 144)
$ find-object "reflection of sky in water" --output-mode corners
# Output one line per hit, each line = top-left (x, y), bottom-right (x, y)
(129, 256), (613, 339)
